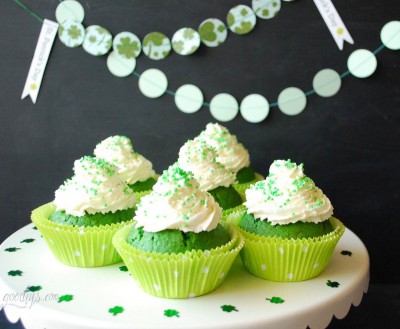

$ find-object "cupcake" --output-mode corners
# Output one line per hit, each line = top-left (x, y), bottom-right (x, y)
(238, 159), (345, 282)
(94, 135), (157, 199)
(177, 138), (242, 210)
(112, 163), (244, 298)
(196, 123), (263, 198)
(31, 156), (136, 267)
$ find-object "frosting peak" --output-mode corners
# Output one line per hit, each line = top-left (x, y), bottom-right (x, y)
(177, 138), (237, 191)
(54, 156), (136, 216)
(94, 135), (156, 184)
(134, 163), (222, 233)
(244, 159), (333, 225)
(197, 123), (250, 173)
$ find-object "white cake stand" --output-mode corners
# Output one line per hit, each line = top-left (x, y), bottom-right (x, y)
(0, 223), (369, 329)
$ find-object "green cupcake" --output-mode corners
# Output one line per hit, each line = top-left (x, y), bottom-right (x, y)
(177, 138), (242, 210)
(113, 163), (244, 298)
(31, 156), (136, 267)
(94, 135), (158, 197)
(239, 159), (345, 281)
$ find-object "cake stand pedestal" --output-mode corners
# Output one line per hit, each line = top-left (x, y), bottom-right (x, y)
(0, 224), (369, 329)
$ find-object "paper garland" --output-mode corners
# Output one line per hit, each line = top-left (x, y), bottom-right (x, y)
(15, 0), (400, 123)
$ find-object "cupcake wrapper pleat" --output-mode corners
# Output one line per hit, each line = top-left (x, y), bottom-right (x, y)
(222, 204), (247, 226)
(112, 222), (244, 298)
(31, 203), (133, 267)
(239, 217), (345, 282)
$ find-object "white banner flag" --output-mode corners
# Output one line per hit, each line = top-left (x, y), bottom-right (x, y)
(313, 0), (354, 50)
(21, 19), (59, 103)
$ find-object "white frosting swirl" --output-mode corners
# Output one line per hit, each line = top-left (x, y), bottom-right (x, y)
(177, 139), (237, 191)
(94, 135), (156, 184)
(54, 156), (136, 216)
(197, 123), (250, 173)
(244, 159), (333, 225)
(134, 163), (222, 233)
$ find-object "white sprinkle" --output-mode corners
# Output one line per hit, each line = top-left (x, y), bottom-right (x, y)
(261, 264), (267, 271)
(188, 293), (196, 298)
(202, 267), (209, 274)
(302, 246), (308, 253)
(174, 271), (179, 278)
(313, 263), (320, 269)
(153, 284), (161, 291)
(279, 247), (285, 254)
(74, 250), (81, 257)
(219, 272), (225, 279)
(287, 273), (294, 280)
(204, 250), (210, 257)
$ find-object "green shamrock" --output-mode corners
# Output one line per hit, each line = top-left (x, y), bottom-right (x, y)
(262, 9), (270, 17)
(21, 238), (35, 243)
(143, 33), (166, 47)
(4, 247), (20, 252)
(68, 25), (82, 39)
(326, 280), (340, 288)
(227, 13), (235, 27)
(58, 295), (73, 303)
(266, 296), (285, 304)
(117, 37), (140, 59)
(8, 270), (23, 277)
(119, 265), (128, 272)
(341, 250), (353, 256)
(235, 21), (253, 35)
(199, 22), (217, 42)
(221, 305), (238, 312)
(183, 28), (195, 40)
(89, 35), (97, 43)
(164, 309), (179, 317)
(172, 41), (185, 54)
(95, 27), (107, 35)
(218, 24), (226, 33)
(25, 285), (42, 292)
(109, 306), (124, 316)
(58, 26), (64, 36)
(240, 8), (249, 17)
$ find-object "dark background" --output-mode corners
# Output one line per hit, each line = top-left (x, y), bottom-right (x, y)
(1, 0), (399, 328)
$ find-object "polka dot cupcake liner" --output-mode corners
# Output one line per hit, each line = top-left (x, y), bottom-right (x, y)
(31, 203), (133, 267)
(232, 172), (264, 201)
(238, 217), (345, 282)
(112, 222), (244, 298)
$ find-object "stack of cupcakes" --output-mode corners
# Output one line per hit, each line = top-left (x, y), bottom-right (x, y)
(237, 159), (345, 281)
(112, 163), (244, 298)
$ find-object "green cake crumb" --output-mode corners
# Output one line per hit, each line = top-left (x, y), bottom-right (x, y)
(208, 185), (242, 210)
(128, 177), (157, 192)
(236, 166), (255, 183)
(49, 208), (135, 227)
(126, 223), (231, 254)
(239, 212), (334, 239)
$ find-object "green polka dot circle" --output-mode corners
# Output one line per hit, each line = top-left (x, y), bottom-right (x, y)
(227, 5), (257, 35)
(380, 21), (400, 50)
(113, 31), (141, 59)
(175, 84), (204, 113)
(107, 51), (136, 77)
(172, 28), (201, 55)
(312, 68), (341, 97)
(82, 25), (112, 56)
(55, 0), (85, 24)
(347, 49), (377, 78)
(142, 32), (171, 60)
(252, 0), (281, 20)
(278, 87), (307, 115)
(198, 18), (228, 47)
(58, 19), (85, 48)
(138, 68), (168, 98)
(210, 93), (239, 122)
(240, 94), (269, 123)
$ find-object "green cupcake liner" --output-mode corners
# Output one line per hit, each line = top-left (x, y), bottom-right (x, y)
(133, 190), (152, 203)
(112, 222), (244, 298)
(233, 172), (264, 201)
(222, 204), (247, 226)
(31, 203), (133, 268)
(238, 217), (345, 282)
